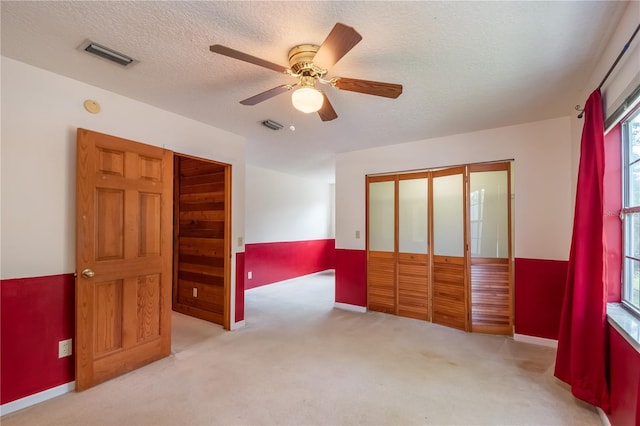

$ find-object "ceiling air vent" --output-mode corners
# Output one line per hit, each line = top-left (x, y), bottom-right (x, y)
(261, 119), (283, 130)
(81, 40), (134, 66)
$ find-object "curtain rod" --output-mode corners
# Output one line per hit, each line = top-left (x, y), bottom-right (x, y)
(576, 23), (640, 118)
(597, 23), (640, 91)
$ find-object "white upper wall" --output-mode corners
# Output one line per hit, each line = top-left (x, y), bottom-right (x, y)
(597, 1), (640, 116)
(1, 57), (246, 280)
(335, 116), (572, 261)
(570, 1), (640, 198)
(245, 165), (334, 244)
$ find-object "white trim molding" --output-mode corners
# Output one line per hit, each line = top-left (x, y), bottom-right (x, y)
(0, 381), (75, 416)
(513, 333), (558, 348)
(334, 302), (367, 313)
(230, 320), (246, 330)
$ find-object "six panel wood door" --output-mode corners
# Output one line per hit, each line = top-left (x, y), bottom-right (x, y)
(75, 129), (173, 391)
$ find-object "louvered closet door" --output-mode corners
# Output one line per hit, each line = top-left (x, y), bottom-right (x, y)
(397, 174), (430, 320)
(432, 167), (468, 331)
(367, 177), (396, 314)
(469, 163), (512, 335)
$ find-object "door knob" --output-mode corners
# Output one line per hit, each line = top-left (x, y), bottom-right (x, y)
(81, 268), (95, 278)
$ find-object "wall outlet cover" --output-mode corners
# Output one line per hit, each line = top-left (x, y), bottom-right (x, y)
(58, 339), (72, 358)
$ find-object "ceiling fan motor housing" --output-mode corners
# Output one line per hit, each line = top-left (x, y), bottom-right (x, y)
(288, 44), (326, 77)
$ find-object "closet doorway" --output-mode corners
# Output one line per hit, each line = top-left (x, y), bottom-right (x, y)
(172, 154), (231, 328)
(366, 161), (513, 335)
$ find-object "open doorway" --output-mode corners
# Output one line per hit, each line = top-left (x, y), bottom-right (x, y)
(172, 154), (231, 329)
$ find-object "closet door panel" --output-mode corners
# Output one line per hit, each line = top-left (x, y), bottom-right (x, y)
(398, 253), (429, 320)
(398, 176), (429, 320)
(469, 164), (512, 335)
(432, 168), (467, 331)
(367, 178), (396, 313)
(471, 258), (510, 334)
(367, 251), (396, 314)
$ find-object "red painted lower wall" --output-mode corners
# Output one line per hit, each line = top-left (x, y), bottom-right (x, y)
(0, 259), (249, 405)
(1, 274), (75, 404)
(608, 325), (640, 426)
(334, 249), (367, 307)
(514, 258), (567, 339)
(244, 239), (335, 290)
(235, 252), (245, 322)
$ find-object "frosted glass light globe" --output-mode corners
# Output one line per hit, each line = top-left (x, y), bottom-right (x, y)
(291, 87), (324, 113)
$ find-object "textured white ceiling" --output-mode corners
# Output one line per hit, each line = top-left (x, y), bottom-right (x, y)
(0, 1), (628, 181)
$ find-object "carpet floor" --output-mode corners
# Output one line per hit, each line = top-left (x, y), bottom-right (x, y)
(2, 270), (600, 425)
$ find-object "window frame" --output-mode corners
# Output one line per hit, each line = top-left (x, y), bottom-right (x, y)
(621, 107), (640, 316)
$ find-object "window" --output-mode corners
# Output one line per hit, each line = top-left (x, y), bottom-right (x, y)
(622, 108), (640, 314)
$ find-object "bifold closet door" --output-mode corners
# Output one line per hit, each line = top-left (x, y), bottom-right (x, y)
(431, 167), (468, 331)
(397, 174), (429, 320)
(469, 163), (512, 335)
(367, 177), (396, 314)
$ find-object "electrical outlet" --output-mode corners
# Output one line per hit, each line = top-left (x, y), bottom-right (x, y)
(58, 339), (72, 358)
(248, 271), (252, 279)
(238, 237), (244, 247)
(192, 287), (198, 298)
(355, 230), (361, 239)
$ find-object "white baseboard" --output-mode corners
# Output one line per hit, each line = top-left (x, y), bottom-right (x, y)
(230, 320), (246, 330)
(596, 407), (611, 426)
(245, 269), (335, 291)
(0, 381), (75, 416)
(334, 302), (366, 313)
(513, 333), (558, 348)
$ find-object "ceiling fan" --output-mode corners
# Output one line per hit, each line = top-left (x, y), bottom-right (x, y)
(210, 23), (403, 122)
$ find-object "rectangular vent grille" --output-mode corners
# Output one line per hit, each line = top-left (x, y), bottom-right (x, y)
(83, 41), (134, 66)
(261, 120), (283, 130)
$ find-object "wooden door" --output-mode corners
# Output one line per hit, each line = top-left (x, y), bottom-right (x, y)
(397, 173), (430, 321)
(431, 166), (468, 331)
(366, 176), (397, 314)
(75, 129), (173, 391)
(468, 163), (513, 335)
(172, 155), (230, 328)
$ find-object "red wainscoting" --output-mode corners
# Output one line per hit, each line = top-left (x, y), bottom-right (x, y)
(334, 249), (367, 307)
(235, 252), (245, 322)
(514, 258), (567, 339)
(244, 239), (335, 290)
(1, 274), (75, 404)
(608, 325), (640, 426)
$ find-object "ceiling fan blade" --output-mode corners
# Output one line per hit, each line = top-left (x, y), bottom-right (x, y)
(334, 77), (403, 98)
(210, 44), (288, 73)
(318, 92), (338, 122)
(312, 23), (363, 70)
(240, 85), (292, 105)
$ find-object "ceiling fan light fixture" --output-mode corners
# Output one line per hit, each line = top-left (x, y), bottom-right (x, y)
(291, 87), (324, 113)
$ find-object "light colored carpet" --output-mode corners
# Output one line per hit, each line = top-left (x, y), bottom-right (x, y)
(3, 270), (600, 425)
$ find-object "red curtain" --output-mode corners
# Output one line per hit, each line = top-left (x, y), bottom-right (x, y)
(554, 89), (609, 411)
